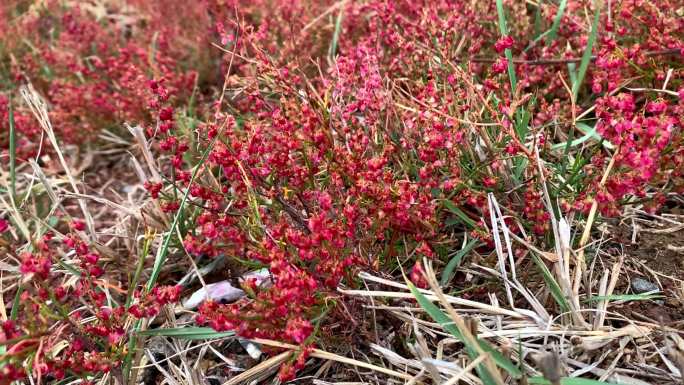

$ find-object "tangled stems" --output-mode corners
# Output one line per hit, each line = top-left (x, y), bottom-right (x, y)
(1, 0), (683, 382)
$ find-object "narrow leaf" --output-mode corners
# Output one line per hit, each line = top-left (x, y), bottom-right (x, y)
(528, 377), (613, 385)
(546, 0), (568, 43)
(329, 8), (344, 60)
(552, 122), (614, 150)
(139, 327), (235, 340)
(585, 294), (663, 303)
(443, 200), (478, 229)
(147, 136), (220, 291)
(529, 252), (570, 312)
(408, 283), (522, 379)
(441, 239), (479, 286)
(496, 0), (517, 91)
(8, 97), (16, 198)
(571, 2), (602, 100)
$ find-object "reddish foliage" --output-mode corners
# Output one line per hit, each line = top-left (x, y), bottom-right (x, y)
(1, 0), (683, 382)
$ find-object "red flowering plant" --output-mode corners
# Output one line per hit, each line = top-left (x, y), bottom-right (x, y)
(0, 0), (337, 161)
(0, 219), (180, 384)
(0, 0), (682, 382)
(0, 0), (207, 159)
(139, 2), (683, 380)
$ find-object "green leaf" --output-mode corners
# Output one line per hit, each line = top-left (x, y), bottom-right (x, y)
(533, 4), (542, 39)
(10, 284), (23, 320)
(528, 376), (613, 385)
(8, 96), (16, 198)
(496, 0), (517, 92)
(576, 122), (614, 149)
(529, 252), (570, 313)
(408, 283), (522, 380)
(552, 122), (614, 151)
(139, 327), (235, 340)
(147, 135), (220, 291)
(567, 62), (578, 85)
(514, 102), (532, 141)
(443, 200), (478, 229)
(585, 294), (663, 303)
(329, 7), (344, 60)
(546, 0), (568, 43)
(571, 2), (602, 100)
(441, 239), (479, 286)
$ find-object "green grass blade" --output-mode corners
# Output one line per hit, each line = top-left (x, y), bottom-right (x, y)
(147, 135), (220, 291)
(514, 100), (532, 141)
(441, 239), (479, 286)
(575, 122), (611, 147)
(552, 122), (614, 151)
(529, 377), (613, 385)
(529, 252), (570, 313)
(127, 235), (153, 307)
(139, 327), (235, 340)
(552, 128), (588, 150)
(571, 2), (601, 100)
(408, 282), (522, 379)
(546, 0), (568, 43)
(567, 62), (578, 85)
(443, 200), (478, 229)
(8, 97), (16, 198)
(496, 0), (517, 91)
(558, 121), (578, 180)
(533, 4), (542, 39)
(585, 294), (663, 303)
(10, 285), (23, 320)
(328, 7), (344, 60)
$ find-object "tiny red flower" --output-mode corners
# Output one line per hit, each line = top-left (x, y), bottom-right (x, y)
(494, 35), (514, 53)
(492, 57), (508, 74)
(410, 261), (429, 289)
(72, 220), (85, 231)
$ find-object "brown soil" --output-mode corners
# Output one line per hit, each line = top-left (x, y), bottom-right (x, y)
(610, 221), (684, 324)
(612, 221), (684, 281)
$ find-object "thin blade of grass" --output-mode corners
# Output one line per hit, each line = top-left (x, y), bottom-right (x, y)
(126, 234), (153, 307)
(546, 0), (568, 43)
(10, 285), (23, 320)
(528, 377), (613, 385)
(571, 2), (601, 100)
(328, 7), (344, 60)
(567, 62), (578, 85)
(408, 282), (522, 380)
(576, 122), (613, 149)
(496, 0), (517, 91)
(440, 239), (479, 286)
(529, 252), (570, 313)
(533, 4), (542, 39)
(443, 199), (478, 229)
(585, 293), (663, 303)
(552, 122), (614, 152)
(8, 97), (16, 198)
(138, 327), (235, 340)
(146, 135), (220, 291)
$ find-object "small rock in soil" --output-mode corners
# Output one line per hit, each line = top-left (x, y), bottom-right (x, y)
(631, 277), (659, 294)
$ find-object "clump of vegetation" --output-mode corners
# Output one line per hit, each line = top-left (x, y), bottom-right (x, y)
(1, 1), (683, 384)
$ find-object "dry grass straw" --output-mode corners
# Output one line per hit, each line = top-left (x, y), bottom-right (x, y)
(20, 84), (97, 239)
(340, 206), (683, 385)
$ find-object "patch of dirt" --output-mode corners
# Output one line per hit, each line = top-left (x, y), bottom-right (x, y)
(610, 220), (684, 325)
(616, 299), (684, 325)
(612, 222), (684, 281)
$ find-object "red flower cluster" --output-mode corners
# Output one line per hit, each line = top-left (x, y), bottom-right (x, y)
(0, 0), (682, 382)
(0, 225), (180, 384)
(1, 0), (204, 158)
(140, 6), (683, 377)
